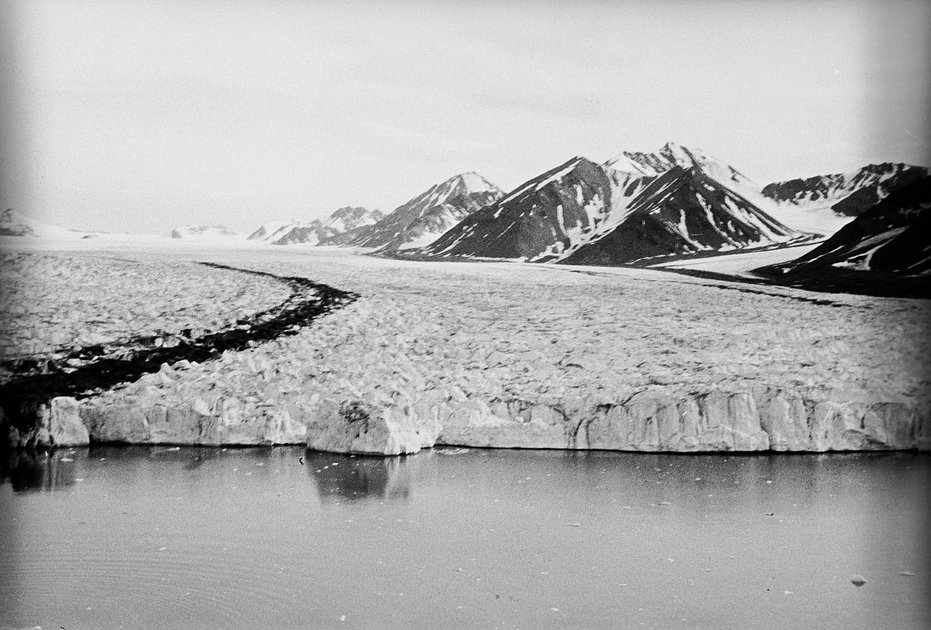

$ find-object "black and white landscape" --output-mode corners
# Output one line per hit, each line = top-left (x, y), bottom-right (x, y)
(2, 1), (930, 628)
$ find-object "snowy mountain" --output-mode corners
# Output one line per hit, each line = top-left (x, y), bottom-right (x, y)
(270, 220), (327, 245)
(423, 158), (613, 260)
(247, 207), (383, 245)
(424, 144), (801, 265)
(322, 206), (384, 233)
(346, 173), (503, 251)
(760, 163), (929, 235)
(0, 209), (91, 239)
(605, 141), (758, 195)
(762, 175), (931, 276)
(170, 225), (243, 239)
(247, 220), (298, 242)
(562, 165), (800, 266)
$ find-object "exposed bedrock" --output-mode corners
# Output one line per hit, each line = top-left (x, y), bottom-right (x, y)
(29, 385), (928, 453)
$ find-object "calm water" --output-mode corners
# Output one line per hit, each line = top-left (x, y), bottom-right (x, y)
(1, 447), (928, 629)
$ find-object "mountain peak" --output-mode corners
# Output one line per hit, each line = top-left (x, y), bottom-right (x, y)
(345, 172), (504, 251)
(440, 172), (500, 196)
(605, 143), (756, 191)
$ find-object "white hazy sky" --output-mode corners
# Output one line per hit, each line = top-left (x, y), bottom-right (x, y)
(1, 0), (929, 235)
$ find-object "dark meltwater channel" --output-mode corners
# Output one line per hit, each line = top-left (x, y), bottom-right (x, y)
(1, 448), (928, 629)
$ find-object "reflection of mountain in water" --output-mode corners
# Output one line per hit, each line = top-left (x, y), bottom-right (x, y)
(305, 452), (417, 502)
(1, 449), (78, 492)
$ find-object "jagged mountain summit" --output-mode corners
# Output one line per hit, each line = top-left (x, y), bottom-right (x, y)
(764, 175), (931, 276)
(562, 164), (800, 266)
(248, 207), (384, 246)
(345, 172), (504, 251)
(424, 144), (801, 265)
(170, 225), (242, 239)
(760, 162), (929, 235)
(605, 141), (758, 195)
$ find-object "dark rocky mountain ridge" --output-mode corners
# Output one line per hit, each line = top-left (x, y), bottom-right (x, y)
(422, 145), (801, 265)
(761, 162), (928, 212)
(762, 175), (931, 276)
(562, 165), (800, 266)
(423, 157), (613, 260)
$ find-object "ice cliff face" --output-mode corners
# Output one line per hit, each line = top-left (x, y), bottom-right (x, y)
(21, 385), (927, 453)
(346, 172), (504, 251)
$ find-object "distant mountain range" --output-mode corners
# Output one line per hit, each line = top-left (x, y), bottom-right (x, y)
(10, 144), (929, 282)
(247, 207), (384, 246)
(170, 225), (242, 239)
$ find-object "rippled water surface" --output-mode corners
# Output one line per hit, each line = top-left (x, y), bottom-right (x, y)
(1, 447), (928, 629)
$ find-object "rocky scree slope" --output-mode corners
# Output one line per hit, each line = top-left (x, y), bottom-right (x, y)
(343, 172), (504, 251)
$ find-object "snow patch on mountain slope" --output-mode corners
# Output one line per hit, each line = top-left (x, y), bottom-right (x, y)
(831, 228), (909, 271)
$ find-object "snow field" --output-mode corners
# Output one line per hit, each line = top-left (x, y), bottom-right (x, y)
(0, 251), (292, 366)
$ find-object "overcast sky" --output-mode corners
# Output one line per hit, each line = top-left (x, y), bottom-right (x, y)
(1, 0), (929, 235)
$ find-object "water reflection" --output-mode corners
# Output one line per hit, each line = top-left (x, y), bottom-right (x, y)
(0, 448), (78, 492)
(304, 451), (416, 502)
